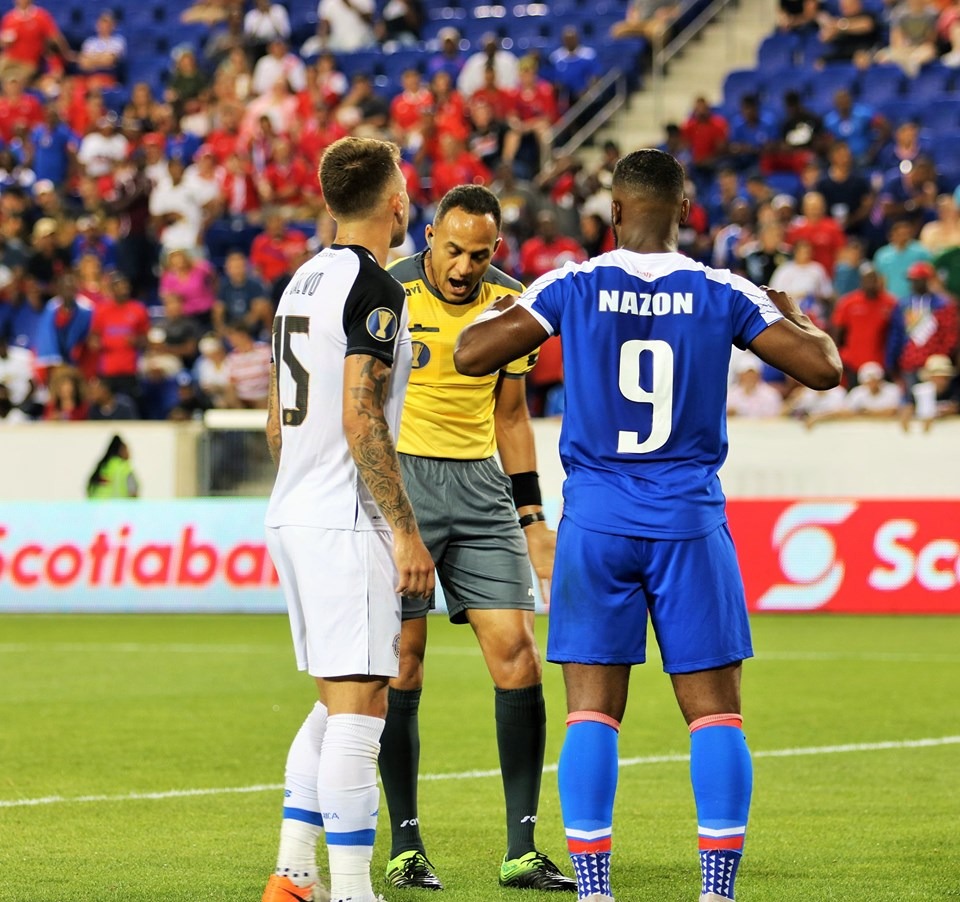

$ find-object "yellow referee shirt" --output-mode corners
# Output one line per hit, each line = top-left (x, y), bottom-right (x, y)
(389, 251), (536, 459)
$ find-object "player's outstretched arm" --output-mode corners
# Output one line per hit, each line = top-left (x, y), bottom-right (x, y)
(342, 353), (435, 599)
(749, 287), (843, 390)
(266, 363), (282, 465)
(454, 296), (549, 376)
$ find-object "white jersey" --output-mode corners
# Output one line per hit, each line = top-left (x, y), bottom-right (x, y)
(265, 244), (411, 531)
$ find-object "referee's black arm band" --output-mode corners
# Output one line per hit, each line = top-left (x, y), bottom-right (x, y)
(510, 471), (542, 509)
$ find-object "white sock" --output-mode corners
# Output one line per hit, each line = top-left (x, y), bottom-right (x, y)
(317, 714), (385, 902)
(276, 701), (328, 886)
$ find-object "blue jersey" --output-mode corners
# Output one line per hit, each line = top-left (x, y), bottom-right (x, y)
(519, 250), (781, 539)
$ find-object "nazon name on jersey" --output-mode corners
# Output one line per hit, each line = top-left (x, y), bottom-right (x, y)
(598, 290), (693, 316)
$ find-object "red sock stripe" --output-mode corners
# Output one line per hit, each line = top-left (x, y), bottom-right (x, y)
(688, 713), (743, 734)
(566, 710), (621, 732)
(567, 837), (613, 854)
(699, 834), (746, 851)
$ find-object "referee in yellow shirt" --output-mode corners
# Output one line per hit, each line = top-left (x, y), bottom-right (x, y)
(380, 185), (574, 893)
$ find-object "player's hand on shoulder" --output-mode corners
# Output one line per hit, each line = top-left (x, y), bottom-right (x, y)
(761, 285), (804, 321)
(475, 293), (518, 323)
(393, 532), (435, 599)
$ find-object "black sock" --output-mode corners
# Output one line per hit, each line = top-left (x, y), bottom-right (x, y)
(495, 684), (547, 860)
(379, 687), (425, 858)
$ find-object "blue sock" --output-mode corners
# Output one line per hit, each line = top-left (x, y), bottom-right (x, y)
(689, 715), (753, 900)
(558, 714), (619, 900)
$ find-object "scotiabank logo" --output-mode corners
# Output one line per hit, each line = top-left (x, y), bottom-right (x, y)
(870, 519), (960, 592)
(755, 502), (857, 611)
(0, 524), (278, 590)
(731, 500), (960, 614)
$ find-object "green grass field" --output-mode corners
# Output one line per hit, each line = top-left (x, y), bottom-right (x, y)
(1, 613), (958, 902)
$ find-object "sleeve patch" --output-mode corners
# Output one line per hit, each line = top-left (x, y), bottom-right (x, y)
(366, 307), (400, 341)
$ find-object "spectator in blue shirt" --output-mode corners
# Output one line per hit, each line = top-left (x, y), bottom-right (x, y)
(823, 89), (876, 164)
(29, 106), (78, 186)
(726, 93), (778, 172)
(427, 27), (466, 83)
(548, 26), (601, 107)
(213, 249), (273, 337)
(704, 165), (748, 228)
(71, 215), (117, 269)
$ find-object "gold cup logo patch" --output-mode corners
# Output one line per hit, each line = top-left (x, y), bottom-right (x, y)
(367, 308), (398, 341)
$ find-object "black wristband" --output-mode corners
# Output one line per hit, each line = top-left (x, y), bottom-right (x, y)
(519, 511), (546, 529)
(509, 470), (542, 509)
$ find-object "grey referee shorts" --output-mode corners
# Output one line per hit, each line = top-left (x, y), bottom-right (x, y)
(398, 453), (535, 624)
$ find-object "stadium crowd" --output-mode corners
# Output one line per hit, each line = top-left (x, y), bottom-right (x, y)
(0, 0), (957, 428)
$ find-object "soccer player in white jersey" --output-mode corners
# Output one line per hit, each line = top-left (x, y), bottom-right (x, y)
(262, 136), (435, 902)
(454, 148), (842, 902)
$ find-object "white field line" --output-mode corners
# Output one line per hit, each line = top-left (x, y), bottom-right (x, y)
(1, 644), (959, 664)
(1, 736), (958, 810)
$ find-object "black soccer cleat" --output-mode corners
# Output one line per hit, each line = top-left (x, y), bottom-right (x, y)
(498, 851), (577, 892)
(385, 850), (444, 890)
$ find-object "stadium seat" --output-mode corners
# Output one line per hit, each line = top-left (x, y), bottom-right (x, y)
(756, 33), (800, 70)
(765, 171), (803, 199)
(918, 98), (960, 131)
(722, 68), (762, 110)
(205, 220), (263, 270)
(856, 64), (905, 104)
(929, 128), (960, 169)
(875, 98), (921, 127)
(908, 63), (954, 101)
(807, 63), (859, 99)
(760, 67), (810, 116)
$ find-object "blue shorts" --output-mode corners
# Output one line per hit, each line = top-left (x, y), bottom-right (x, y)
(546, 518), (753, 674)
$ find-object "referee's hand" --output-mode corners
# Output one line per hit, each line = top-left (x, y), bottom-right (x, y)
(523, 519), (556, 607)
(393, 533), (435, 599)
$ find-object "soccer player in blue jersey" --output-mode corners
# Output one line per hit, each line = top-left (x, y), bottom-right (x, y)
(453, 148), (842, 902)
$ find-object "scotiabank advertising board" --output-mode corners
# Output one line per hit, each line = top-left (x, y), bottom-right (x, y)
(0, 499), (958, 614)
(0, 501), (281, 613)
(728, 500), (960, 614)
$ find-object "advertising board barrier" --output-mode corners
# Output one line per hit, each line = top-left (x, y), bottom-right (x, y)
(0, 499), (958, 614)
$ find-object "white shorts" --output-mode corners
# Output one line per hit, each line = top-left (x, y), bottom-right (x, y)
(266, 525), (401, 679)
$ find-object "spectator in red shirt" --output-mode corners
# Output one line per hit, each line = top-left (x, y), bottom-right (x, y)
(390, 67), (434, 150)
(429, 133), (492, 203)
(518, 208), (588, 283)
(206, 102), (243, 164)
(257, 137), (317, 219)
(0, 72), (43, 142)
(294, 101), (347, 169)
(89, 271), (150, 399)
(42, 365), (88, 421)
(787, 190), (847, 277)
(221, 151), (263, 221)
(681, 95), (729, 188)
(428, 68), (469, 146)
(0, 0), (70, 82)
(829, 263), (898, 386)
(399, 156), (426, 210)
(312, 52), (349, 109)
(469, 60), (513, 120)
(502, 56), (558, 177)
(249, 210), (308, 287)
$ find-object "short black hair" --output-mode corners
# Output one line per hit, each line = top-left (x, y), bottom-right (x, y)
(612, 148), (684, 202)
(434, 184), (502, 231)
(320, 136), (401, 219)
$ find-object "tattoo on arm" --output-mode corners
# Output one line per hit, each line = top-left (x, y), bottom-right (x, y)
(344, 355), (417, 535)
(266, 364), (282, 465)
